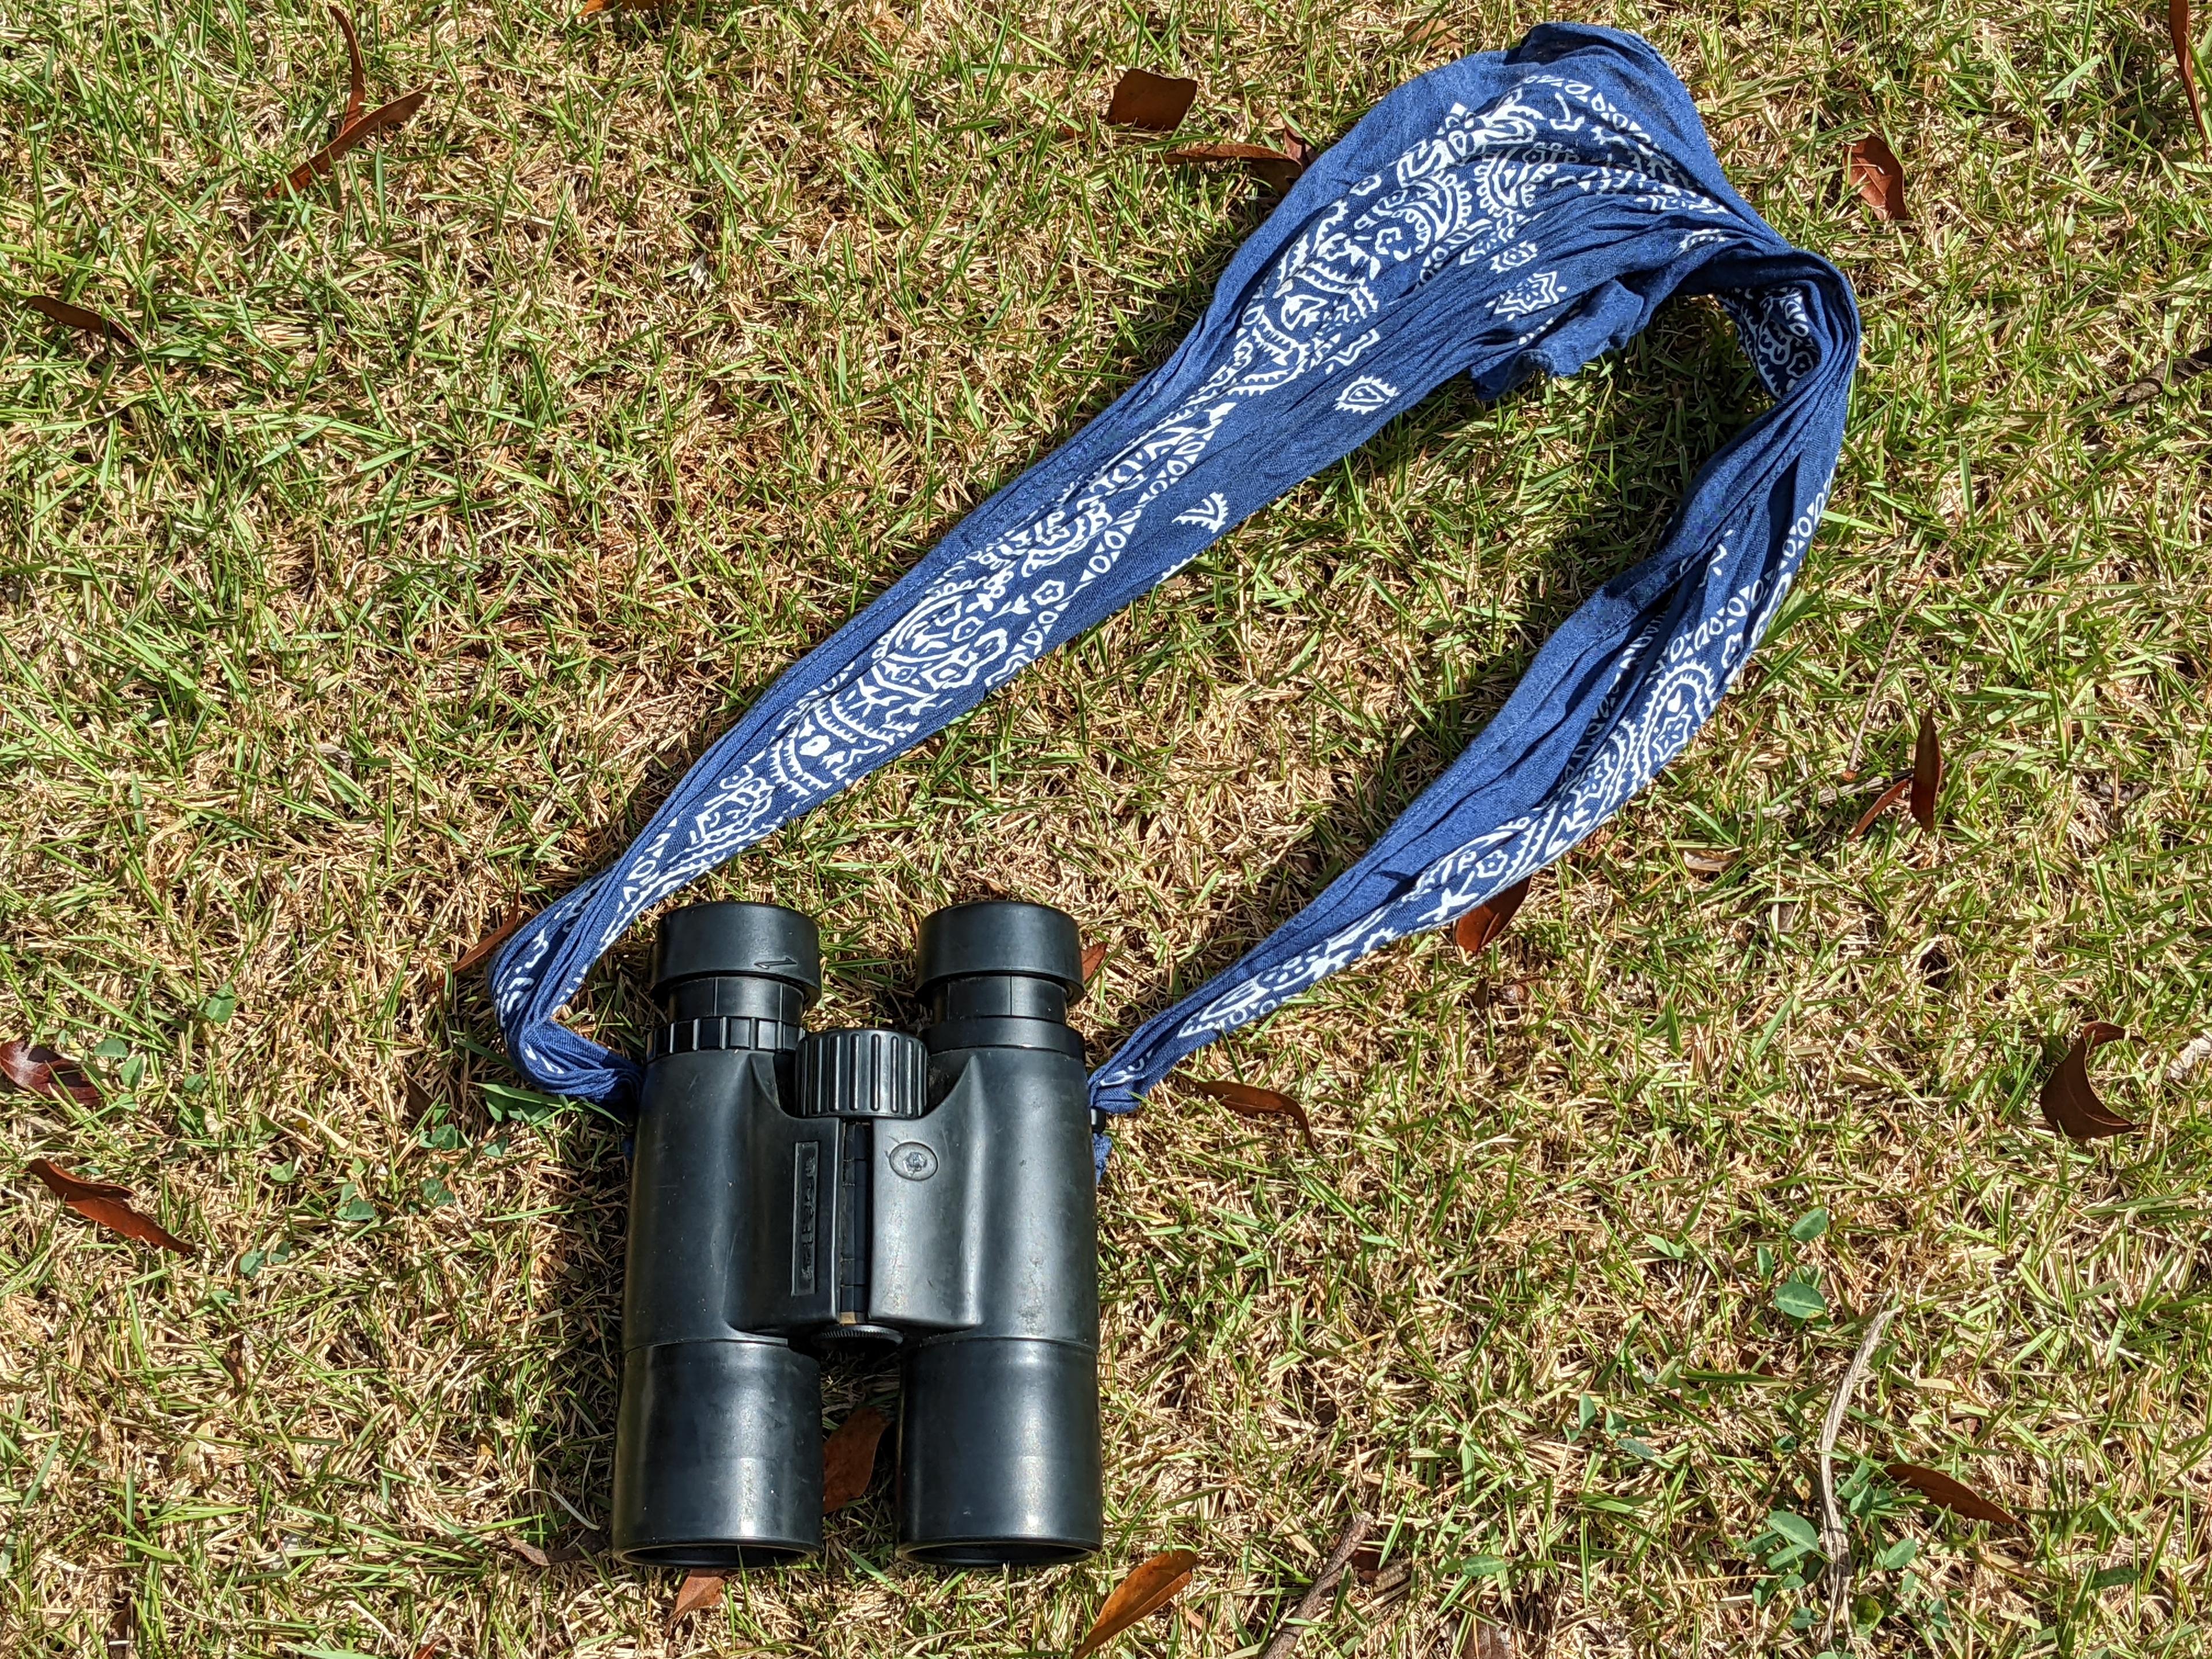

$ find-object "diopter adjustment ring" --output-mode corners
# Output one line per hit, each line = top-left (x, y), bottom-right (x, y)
(795, 1028), (927, 1119)
(648, 1014), (805, 1063)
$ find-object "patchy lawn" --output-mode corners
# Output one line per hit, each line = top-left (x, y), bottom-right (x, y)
(3, 0), (2210, 1654)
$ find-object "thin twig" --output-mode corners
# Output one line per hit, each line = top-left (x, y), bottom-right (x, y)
(1818, 1297), (1900, 1645)
(1258, 1511), (1372, 1659)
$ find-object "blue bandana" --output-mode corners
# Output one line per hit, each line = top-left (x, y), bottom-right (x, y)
(491, 24), (1858, 1168)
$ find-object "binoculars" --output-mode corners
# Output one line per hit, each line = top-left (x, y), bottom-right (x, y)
(609, 898), (1102, 1569)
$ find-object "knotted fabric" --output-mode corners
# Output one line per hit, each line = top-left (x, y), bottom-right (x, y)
(492, 22), (1858, 1166)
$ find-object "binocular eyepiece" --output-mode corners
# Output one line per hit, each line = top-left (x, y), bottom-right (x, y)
(610, 899), (1102, 1570)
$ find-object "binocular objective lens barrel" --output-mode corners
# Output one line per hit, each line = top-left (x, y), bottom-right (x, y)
(895, 902), (1101, 1566)
(613, 1338), (822, 1568)
(612, 902), (827, 1568)
(608, 897), (1103, 1573)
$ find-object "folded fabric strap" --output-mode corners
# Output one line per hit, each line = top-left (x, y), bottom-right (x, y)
(493, 22), (1858, 1167)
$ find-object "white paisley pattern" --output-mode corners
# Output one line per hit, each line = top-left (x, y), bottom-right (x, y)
(494, 50), (1849, 1106)
(1088, 479), (1832, 1092)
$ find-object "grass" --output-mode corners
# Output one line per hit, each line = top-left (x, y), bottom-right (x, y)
(4, 0), (2212, 1653)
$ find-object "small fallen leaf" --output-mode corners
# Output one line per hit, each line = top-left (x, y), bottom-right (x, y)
(409, 1642), (444, 1659)
(271, 86), (429, 198)
(1404, 17), (1458, 54)
(2124, 342), (2212, 407)
(403, 1075), (443, 1125)
(329, 5), (366, 131)
(2173, 0), (2209, 151)
(26, 1158), (193, 1255)
(2040, 1022), (2139, 1140)
(1162, 141), (1302, 191)
(1348, 1544), (1404, 1585)
(1, 1039), (104, 1107)
(1107, 68), (1198, 132)
(1849, 774), (1912, 839)
(1910, 711), (1942, 832)
(510, 1528), (607, 1566)
(1074, 1549), (1199, 1657)
(1463, 1619), (1516, 1659)
(1183, 1077), (1313, 1147)
(822, 1405), (888, 1512)
(1453, 877), (1530, 953)
(1081, 940), (1108, 984)
(666, 1570), (726, 1631)
(1886, 1461), (2024, 1529)
(1846, 132), (1908, 222)
(455, 907), (531, 975)
(1161, 141), (1282, 162)
(1681, 848), (1734, 876)
(25, 296), (139, 351)
(581, 0), (672, 15)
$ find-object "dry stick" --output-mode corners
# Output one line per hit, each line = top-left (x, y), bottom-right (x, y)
(1259, 1512), (1372, 1659)
(1817, 1297), (1900, 1646)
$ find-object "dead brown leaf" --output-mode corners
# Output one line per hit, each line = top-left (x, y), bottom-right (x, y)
(25, 296), (139, 351)
(1081, 940), (1108, 984)
(1886, 1461), (2024, 1529)
(408, 1643), (444, 1659)
(1850, 774), (1912, 839)
(1162, 141), (1303, 191)
(1404, 17), (1458, 54)
(1463, 1619), (1516, 1659)
(329, 5), (366, 131)
(26, 1158), (192, 1255)
(1453, 877), (1530, 953)
(2111, 340), (2212, 407)
(1075, 1549), (1199, 1657)
(1846, 132), (1908, 221)
(2174, 0), (2209, 150)
(402, 1075), (442, 1126)
(1681, 848), (1734, 876)
(454, 907), (531, 975)
(509, 1528), (605, 1566)
(271, 86), (428, 198)
(1, 1039), (104, 1107)
(1911, 711), (1943, 832)
(1107, 68), (1198, 132)
(1184, 1077), (1313, 1147)
(2039, 1021), (2139, 1140)
(822, 1404), (888, 1512)
(666, 1570), (726, 1631)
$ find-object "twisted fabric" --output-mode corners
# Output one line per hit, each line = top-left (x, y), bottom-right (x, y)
(491, 23), (1858, 1167)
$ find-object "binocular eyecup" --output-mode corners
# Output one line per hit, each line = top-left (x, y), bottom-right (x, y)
(611, 899), (1102, 1572)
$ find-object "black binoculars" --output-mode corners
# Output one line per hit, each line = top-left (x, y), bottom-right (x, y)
(609, 898), (1102, 1570)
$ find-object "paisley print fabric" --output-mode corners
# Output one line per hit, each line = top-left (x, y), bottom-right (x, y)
(490, 23), (1859, 1170)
